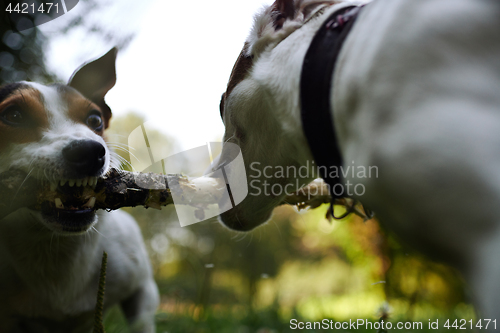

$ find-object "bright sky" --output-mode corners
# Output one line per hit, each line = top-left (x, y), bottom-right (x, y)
(39, 0), (270, 152)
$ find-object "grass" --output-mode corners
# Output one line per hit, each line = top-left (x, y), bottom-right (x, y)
(103, 305), (477, 333)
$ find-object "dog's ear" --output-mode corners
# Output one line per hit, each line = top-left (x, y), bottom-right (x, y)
(68, 47), (117, 129)
(272, 0), (296, 29)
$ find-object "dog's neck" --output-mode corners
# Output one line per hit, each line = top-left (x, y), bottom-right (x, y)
(300, 5), (365, 203)
(0, 209), (102, 296)
(0, 208), (101, 254)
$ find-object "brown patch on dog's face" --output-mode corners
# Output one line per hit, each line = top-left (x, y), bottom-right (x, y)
(0, 85), (49, 150)
(220, 43), (254, 120)
(62, 87), (106, 136)
(272, 0), (296, 29)
(226, 46), (254, 98)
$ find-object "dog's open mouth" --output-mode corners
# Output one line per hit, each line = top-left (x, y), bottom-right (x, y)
(40, 177), (100, 233)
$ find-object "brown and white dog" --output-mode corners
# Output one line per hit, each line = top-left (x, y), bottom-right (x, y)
(0, 49), (158, 332)
(218, 0), (500, 321)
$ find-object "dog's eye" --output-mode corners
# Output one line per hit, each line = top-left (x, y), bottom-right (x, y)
(86, 113), (103, 131)
(1, 107), (26, 126)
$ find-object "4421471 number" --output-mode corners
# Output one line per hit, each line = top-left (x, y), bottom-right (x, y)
(444, 319), (496, 330)
(5, 2), (59, 14)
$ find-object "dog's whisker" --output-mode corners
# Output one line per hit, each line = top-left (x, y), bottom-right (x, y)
(114, 154), (130, 163)
(106, 143), (136, 156)
(107, 146), (131, 155)
(235, 233), (247, 242)
(116, 161), (132, 170)
(110, 160), (129, 171)
(272, 220), (282, 239)
(246, 233), (254, 248)
(106, 141), (132, 149)
(91, 226), (107, 239)
(224, 135), (235, 144)
(111, 155), (132, 166)
(108, 146), (128, 153)
(109, 151), (127, 170)
(27, 156), (36, 170)
(109, 147), (140, 166)
(235, 214), (245, 229)
(109, 151), (130, 163)
(12, 168), (35, 203)
(106, 134), (131, 141)
(115, 157), (132, 167)
(112, 153), (134, 164)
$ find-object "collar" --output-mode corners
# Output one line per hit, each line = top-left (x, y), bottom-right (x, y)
(300, 5), (365, 218)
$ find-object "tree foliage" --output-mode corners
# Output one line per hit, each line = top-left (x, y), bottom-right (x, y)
(0, 0), (54, 83)
(0, 0), (133, 85)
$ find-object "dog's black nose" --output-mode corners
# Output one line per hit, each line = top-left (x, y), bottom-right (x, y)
(62, 140), (106, 176)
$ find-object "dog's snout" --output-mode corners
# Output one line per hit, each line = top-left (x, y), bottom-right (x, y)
(62, 140), (106, 176)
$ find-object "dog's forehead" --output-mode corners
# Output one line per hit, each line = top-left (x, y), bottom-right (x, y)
(22, 82), (97, 123)
(0, 82), (42, 105)
(0, 82), (27, 102)
(23, 82), (73, 117)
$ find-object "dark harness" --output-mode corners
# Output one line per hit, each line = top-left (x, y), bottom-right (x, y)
(300, 5), (366, 218)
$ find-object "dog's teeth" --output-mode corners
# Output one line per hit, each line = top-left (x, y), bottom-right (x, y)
(69, 179), (75, 187)
(50, 182), (58, 191)
(82, 178), (88, 186)
(91, 177), (98, 188)
(55, 198), (64, 209)
(76, 179), (82, 187)
(84, 197), (96, 209)
(60, 179), (67, 186)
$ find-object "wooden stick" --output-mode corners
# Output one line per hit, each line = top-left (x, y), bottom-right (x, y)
(0, 169), (340, 220)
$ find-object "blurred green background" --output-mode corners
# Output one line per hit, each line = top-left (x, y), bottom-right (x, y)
(0, 5), (477, 332)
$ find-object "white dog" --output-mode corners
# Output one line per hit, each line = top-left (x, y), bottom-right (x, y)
(217, 0), (500, 321)
(0, 49), (159, 332)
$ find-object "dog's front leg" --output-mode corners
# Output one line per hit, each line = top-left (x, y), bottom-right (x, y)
(120, 279), (159, 333)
